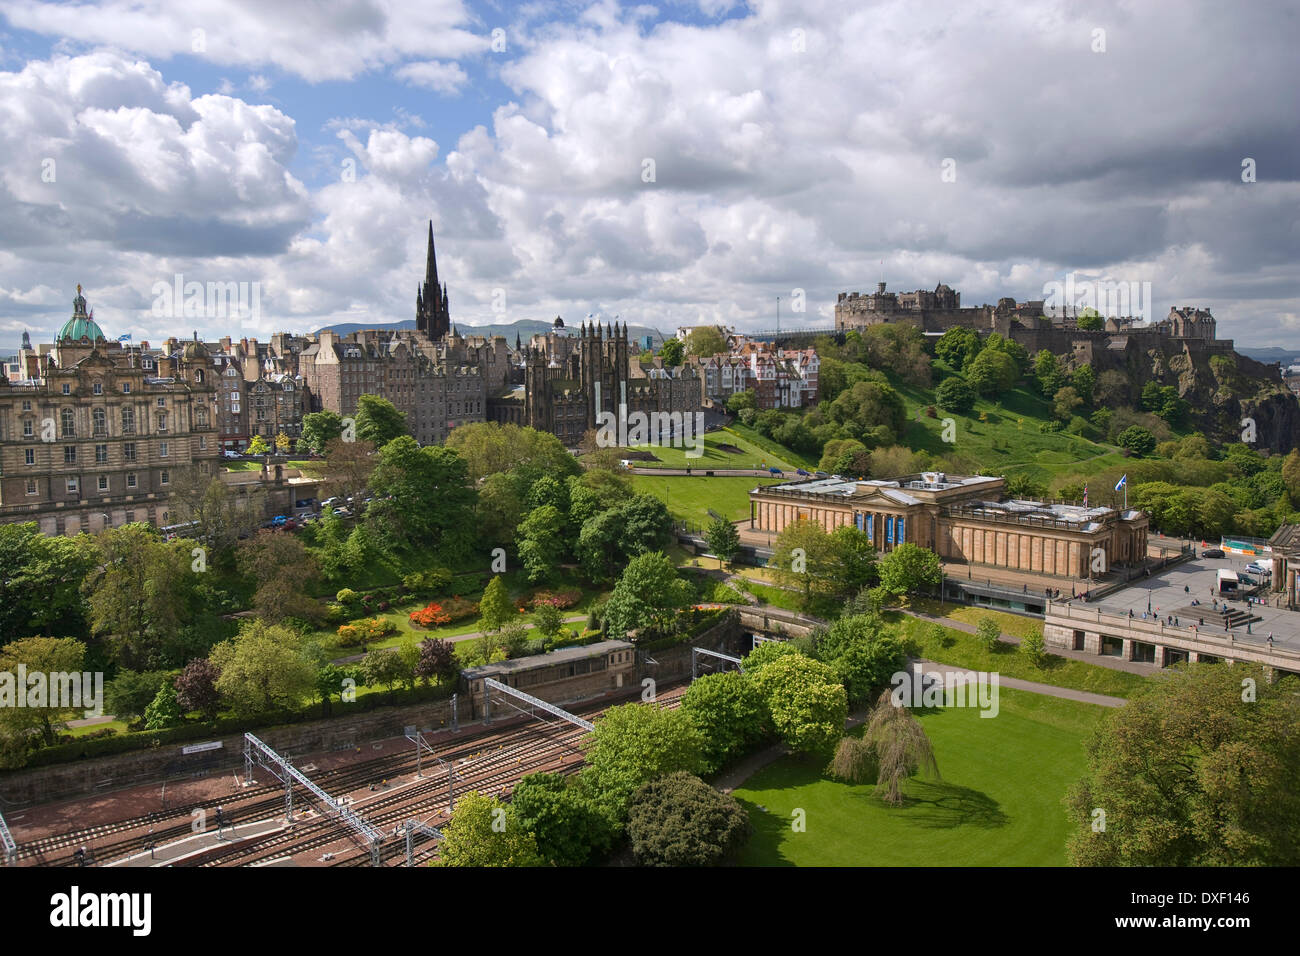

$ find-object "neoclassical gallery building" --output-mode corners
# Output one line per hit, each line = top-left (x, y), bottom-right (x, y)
(748, 473), (1149, 579)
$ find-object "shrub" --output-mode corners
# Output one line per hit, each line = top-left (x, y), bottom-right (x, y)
(441, 596), (480, 623)
(1020, 627), (1047, 667)
(626, 772), (750, 866)
(530, 589), (582, 610)
(335, 588), (358, 605)
(402, 567), (453, 595)
(975, 616), (1002, 651)
(409, 602), (452, 628)
(336, 624), (360, 645)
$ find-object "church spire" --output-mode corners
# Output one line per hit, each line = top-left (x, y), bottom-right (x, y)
(425, 220), (439, 289)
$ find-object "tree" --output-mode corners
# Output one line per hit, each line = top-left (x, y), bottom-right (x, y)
(615, 495), (674, 557)
(864, 689), (940, 806)
(510, 772), (616, 866)
(827, 379), (906, 446)
(415, 638), (458, 685)
(365, 437), (476, 557)
(174, 658), (221, 720)
(1019, 627), (1047, 667)
(1066, 664), (1300, 866)
(83, 524), (202, 669)
(516, 505), (565, 584)
(742, 640), (803, 673)
(703, 517), (741, 568)
(432, 791), (545, 867)
(239, 529), (324, 625)
(318, 436), (376, 505)
(602, 552), (693, 639)
(1003, 473), (1048, 499)
(274, 432), (291, 453)
(770, 519), (833, 609)
(975, 616), (1001, 651)
(824, 526), (877, 600)
(684, 326), (727, 358)
(143, 682), (183, 730)
(299, 410), (345, 455)
(818, 438), (871, 477)
(1282, 449), (1300, 505)
(447, 423), (580, 484)
(360, 647), (407, 696)
(725, 389), (757, 415)
(935, 376), (976, 414)
(1034, 350), (1066, 397)
(965, 348), (1018, 396)
(1052, 386), (1083, 422)
(1117, 425), (1156, 457)
(579, 703), (705, 817)
(626, 772), (750, 866)
(247, 433), (271, 456)
(1070, 364), (1096, 405)
(0, 637), (87, 753)
(209, 620), (317, 717)
(354, 394), (408, 448)
(681, 671), (767, 773)
(659, 338), (684, 367)
(0, 523), (96, 644)
(876, 543), (942, 599)
(749, 654), (847, 754)
(478, 576), (514, 633)
(815, 614), (907, 705)
(532, 601), (565, 642)
(167, 466), (265, 561)
(828, 735), (878, 784)
(1076, 308), (1104, 331)
(934, 327), (981, 372)
(105, 668), (176, 721)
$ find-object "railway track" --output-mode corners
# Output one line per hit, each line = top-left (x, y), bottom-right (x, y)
(16, 684), (684, 868)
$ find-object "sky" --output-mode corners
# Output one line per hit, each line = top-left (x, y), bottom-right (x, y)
(0, 0), (1297, 349)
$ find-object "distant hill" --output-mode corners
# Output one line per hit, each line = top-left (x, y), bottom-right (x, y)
(1237, 347), (1300, 365)
(315, 317), (664, 346)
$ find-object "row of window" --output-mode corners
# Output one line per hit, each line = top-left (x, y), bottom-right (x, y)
(20, 436), (205, 465)
(20, 404), (208, 439)
(27, 470), (171, 496)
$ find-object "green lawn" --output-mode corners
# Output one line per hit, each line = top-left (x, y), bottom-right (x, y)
(732, 687), (1106, 866)
(628, 427), (809, 472)
(629, 474), (781, 524)
(907, 600), (1042, 639)
(725, 423), (820, 471)
(892, 613), (1150, 698)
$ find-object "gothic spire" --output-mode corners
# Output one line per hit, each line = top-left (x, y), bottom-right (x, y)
(425, 220), (439, 289)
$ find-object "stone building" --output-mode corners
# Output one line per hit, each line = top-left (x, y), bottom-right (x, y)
(690, 341), (819, 409)
(749, 472), (1148, 578)
(0, 287), (221, 533)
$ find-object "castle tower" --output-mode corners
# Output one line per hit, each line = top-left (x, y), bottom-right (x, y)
(416, 221), (451, 340)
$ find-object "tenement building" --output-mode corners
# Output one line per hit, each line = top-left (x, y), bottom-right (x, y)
(0, 287), (221, 533)
(748, 472), (1148, 578)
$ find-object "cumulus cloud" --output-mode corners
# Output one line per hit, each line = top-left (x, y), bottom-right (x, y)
(394, 60), (469, 95)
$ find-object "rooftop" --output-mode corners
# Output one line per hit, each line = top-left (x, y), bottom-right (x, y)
(461, 639), (633, 679)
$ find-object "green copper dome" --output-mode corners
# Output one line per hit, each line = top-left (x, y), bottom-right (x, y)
(59, 284), (105, 342)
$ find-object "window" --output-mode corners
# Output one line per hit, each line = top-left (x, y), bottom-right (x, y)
(199, 436), (207, 450)
(126, 473), (137, 488)
(122, 383), (131, 394)
(97, 475), (108, 492)
(61, 408), (75, 437)
(93, 382), (103, 395)
(61, 383), (70, 395)
(95, 444), (108, 463)
(196, 408), (208, 427)
(25, 448), (35, 466)
(92, 408), (107, 436)
(195, 369), (204, 383)
(123, 442), (136, 461)
(64, 446), (76, 464)
(157, 412), (167, 432)
(121, 406), (135, 434)
(66, 477), (78, 494)
(22, 419), (33, 438)
(125, 511), (135, 523)
(21, 400), (31, 411)
(160, 470), (170, 485)
(157, 397), (166, 408)
(25, 480), (36, 496)
(159, 441), (168, 458)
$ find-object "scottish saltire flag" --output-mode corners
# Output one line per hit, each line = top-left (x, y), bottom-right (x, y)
(1115, 474), (1127, 491)
(118, 333), (132, 341)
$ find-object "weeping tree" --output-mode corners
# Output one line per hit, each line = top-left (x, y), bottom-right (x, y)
(827, 735), (878, 784)
(863, 690), (940, 806)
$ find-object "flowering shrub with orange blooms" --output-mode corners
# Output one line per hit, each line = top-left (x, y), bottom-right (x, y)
(409, 602), (452, 628)
(530, 589), (582, 610)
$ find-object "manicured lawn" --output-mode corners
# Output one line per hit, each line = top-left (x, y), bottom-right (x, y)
(892, 614), (1151, 698)
(629, 474), (781, 524)
(907, 599), (1042, 639)
(732, 688), (1106, 866)
(724, 424), (820, 471)
(629, 427), (809, 472)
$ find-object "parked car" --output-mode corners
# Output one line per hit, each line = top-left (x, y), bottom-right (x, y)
(768, 467), (784, 476)
(796, 468), (810, 476)
(321, 497), (341, 509)
(1244, 562), (1267, 575)
(1202, 548), (1225, 558)
(223, 450), (241, 459)
(270, 515), (288, 527)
